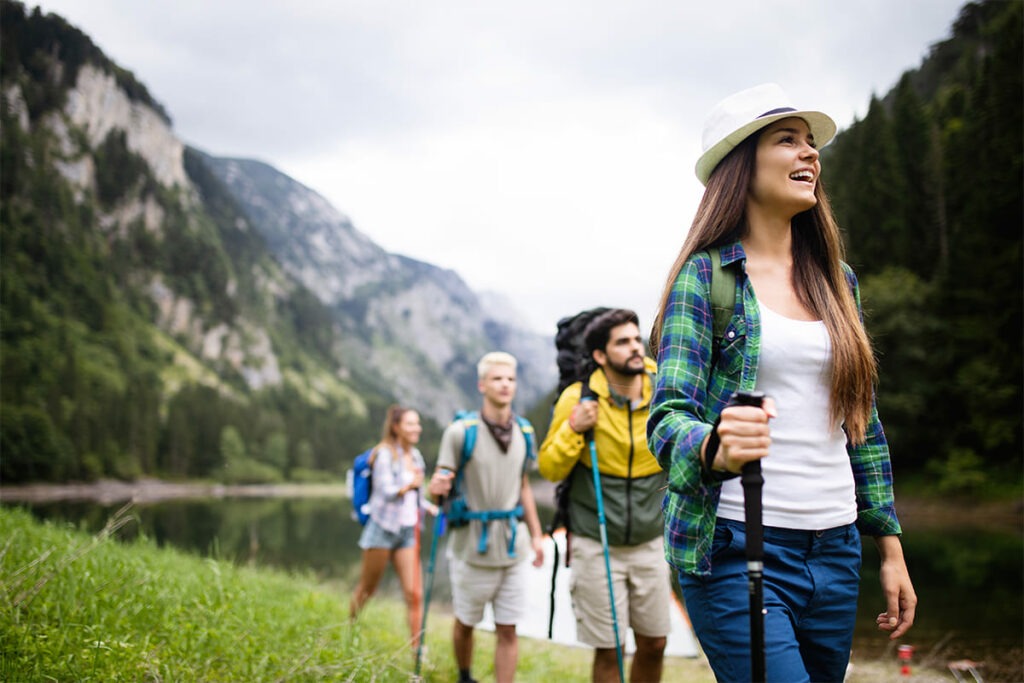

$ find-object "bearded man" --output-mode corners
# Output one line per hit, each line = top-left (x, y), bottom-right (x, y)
(539, 308), (670, 683)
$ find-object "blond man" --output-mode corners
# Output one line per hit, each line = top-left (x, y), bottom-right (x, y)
(429, 352), (544, 683)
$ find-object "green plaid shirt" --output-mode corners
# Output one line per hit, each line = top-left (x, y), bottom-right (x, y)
(647, 240), (902, 577)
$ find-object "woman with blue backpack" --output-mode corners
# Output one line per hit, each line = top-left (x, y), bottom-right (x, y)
(350, 405), (427, 652)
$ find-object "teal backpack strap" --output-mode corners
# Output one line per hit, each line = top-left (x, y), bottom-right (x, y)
(454, 411), (479, 495)
(708, 246), (737, 342)
(461, 413), (479, 467)
(468, 505), (525, 557)
(514, 416), (536, 467)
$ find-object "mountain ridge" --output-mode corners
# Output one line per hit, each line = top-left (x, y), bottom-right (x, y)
(198, 153), (555, 421)
(0, 0), (552, 485)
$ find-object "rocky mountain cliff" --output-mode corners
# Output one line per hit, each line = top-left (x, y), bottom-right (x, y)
(199, 155), (554, 420)
(0, 2), (552, 484)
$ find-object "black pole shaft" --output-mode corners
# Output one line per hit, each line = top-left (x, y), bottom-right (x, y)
(734, 390), (766, 683)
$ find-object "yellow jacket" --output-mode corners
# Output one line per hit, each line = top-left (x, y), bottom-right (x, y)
(538, 358), (665, 545)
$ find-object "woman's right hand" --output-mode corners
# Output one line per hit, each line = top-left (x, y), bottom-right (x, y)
(712, 398), (777, 473)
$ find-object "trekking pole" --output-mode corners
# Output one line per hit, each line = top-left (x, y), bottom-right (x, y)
(733, 390), (767, 683)
(414, 496), (446, 677)
(547, 523), (560, 640)
(582, 395), (625, 683)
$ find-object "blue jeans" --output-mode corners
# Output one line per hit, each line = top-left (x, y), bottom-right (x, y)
(679, 518), (861, 683)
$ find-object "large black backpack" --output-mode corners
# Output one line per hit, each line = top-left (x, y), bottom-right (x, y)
(545, 307), (609, 638)
(547, 307), (610, 539)
(554, 307), (610, 395)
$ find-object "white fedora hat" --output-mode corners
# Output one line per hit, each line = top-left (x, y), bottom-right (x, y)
(695, 83), (837, 186)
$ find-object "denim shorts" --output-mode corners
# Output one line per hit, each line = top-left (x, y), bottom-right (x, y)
(679, 518), (861, 683)
(358, 519), (416, 550)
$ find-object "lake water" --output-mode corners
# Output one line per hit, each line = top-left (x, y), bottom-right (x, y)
(3, 491), (1021, 679)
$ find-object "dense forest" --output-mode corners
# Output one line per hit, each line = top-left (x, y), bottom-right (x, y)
(0, 2), (416, 485)
(823, 0), (1022, 492)
(0, 1), (1020, 491)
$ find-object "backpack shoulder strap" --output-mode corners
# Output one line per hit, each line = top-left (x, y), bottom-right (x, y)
(514, 416), (536, 462)
(454, 412), (534, 486)
(458, 411), (480, 469)
(708, 246), (737, 341)
(449, 411), (478, 494)
(371, 444), (400, 476)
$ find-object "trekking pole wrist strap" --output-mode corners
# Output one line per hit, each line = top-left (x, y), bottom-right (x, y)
(704, 418), (722, 474)
(703, 417), (739, 481)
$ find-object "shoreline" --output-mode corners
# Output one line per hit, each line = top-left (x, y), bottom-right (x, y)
(2, 479), (1015, 528)
(0, 478), (349, 505)
(1, 476), (1019, 531)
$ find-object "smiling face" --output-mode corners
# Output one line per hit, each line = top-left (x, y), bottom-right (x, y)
(396, 410), (422, 446)
(748, 117), (820, 218)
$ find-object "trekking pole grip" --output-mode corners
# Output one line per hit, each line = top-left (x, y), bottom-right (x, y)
(732, 391), (766, 477)
(732, 389), (767, 683)
(733, 390), (766, 554)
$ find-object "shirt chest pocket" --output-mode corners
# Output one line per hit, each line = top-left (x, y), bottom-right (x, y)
(713, 317), (746, 379)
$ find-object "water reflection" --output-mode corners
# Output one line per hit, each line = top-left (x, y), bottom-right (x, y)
(857, 525), (1023, 676)
(5, 495), (1021, 679)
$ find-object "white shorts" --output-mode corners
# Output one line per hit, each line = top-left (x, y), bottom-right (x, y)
(449, 557), (528, 627)
(569, 535), (672, 648)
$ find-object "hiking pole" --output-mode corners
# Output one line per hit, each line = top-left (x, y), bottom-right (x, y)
(582, 395), (625, 683)
(733, 390), (767, 683)
(547, 521), (560, 640)
(547, 478), (570, 640)
(415, 496), (446, 677)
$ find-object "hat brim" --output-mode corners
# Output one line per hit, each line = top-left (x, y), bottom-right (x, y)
(695, 110), (836, 186)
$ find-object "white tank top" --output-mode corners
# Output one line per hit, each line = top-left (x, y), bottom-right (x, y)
(717, 301), (857, 530)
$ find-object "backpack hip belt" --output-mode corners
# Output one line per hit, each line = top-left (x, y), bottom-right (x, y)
(448, 502), (525, 557)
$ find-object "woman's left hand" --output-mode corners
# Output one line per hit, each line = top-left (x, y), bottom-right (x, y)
(874, 535), (917, 639)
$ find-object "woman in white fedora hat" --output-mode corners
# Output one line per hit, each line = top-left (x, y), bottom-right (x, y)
(647, 83), (916, 682)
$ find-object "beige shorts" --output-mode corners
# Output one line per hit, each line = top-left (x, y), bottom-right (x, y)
(569, 534), (672, 648)
(449, 557), (528, 627)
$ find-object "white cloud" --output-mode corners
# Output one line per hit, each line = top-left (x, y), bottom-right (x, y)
(33, 0), (967, 332)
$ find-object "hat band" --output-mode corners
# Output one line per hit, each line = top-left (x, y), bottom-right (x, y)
(758, 106), (797, 118)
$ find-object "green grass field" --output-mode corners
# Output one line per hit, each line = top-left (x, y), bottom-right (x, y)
(2, 504), (964, 682)
(0, 506), (720, 681)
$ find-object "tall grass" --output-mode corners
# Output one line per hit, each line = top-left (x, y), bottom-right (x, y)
(0, 505), (713, 681)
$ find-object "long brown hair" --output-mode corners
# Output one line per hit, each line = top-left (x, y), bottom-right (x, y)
(378, 404), (410, 450)
(651, 132), (877, 443)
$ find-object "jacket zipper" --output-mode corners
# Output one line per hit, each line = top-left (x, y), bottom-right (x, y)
(625, 403), (635, 544)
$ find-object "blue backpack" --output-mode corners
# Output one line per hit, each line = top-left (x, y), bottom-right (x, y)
(351, 447), (376, 525)
(446, 410), (536, 557)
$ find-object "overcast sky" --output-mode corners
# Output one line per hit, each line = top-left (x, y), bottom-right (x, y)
(34, 0), (966, 334)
